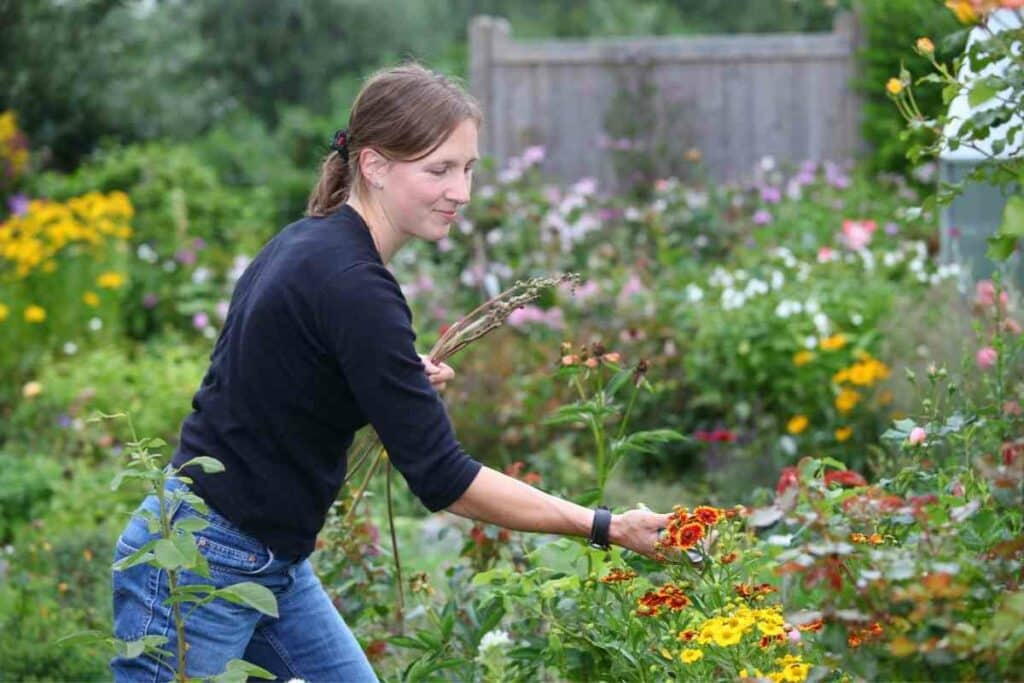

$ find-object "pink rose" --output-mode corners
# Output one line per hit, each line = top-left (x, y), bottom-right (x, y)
(977, 346), (998, 370)
(908, 427), (926, 446)
(975, 280), (1008, 309)
(841, 219), (877, 251)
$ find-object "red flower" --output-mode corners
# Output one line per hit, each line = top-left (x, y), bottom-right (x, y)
(824, 470), (867, 488)
(776, 466), (800, 494)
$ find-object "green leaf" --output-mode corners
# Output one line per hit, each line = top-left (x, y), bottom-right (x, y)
(153, 539), (187, 569)
(1001, 195), (1024, 237)
(112, 541), (157, 571)
(968, 82), (999, 108)
(986, 234), (1018, 261)
(124, 638), (146, 659)
(216, 582), (278, 617)
(389, 635), (431, 651)
(173, 516), (209, 533)
(210, 659), (276, 683)
(55, 630), (108, 647)
(176, 456), (226, 474)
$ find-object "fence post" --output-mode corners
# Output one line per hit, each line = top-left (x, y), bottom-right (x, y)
(833, 9), (865, 157)
(469, 16), (511, 162)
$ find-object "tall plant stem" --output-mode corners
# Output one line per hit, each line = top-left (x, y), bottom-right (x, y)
(386, 463), (404, 634)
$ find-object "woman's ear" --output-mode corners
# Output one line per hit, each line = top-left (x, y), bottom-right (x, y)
(357, 148), (390, 189)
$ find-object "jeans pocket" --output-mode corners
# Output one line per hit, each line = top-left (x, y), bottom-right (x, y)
(175, 501), (274, 576)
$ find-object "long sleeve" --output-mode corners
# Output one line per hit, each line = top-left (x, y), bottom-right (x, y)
(318, 261), (481, 511)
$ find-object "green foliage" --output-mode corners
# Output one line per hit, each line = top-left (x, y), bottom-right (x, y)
(6, 339), (206, 450)
(855, 0), (960, 174)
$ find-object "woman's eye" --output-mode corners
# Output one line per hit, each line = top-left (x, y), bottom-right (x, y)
(429, 168), (447, 177)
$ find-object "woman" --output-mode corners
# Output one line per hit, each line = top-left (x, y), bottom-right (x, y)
(111, 63), (670, 682)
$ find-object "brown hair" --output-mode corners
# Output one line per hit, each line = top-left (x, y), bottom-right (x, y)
(306, 63), (483, 217)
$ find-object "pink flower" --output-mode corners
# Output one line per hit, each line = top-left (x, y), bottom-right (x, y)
(572, 280), (601, 302)
(788, 629), (802, 644)
(908, 427), (926, 446)
(977, 346), (998, 370)
(507, 305), (563, 330)
(752, 209), (773, 225)
(619, 273), (646, 299)
(975, 280), (1009, 309)
(841, 219), (877, 251)
(817, 246), (836, 263)
(1002, 400), (1022, 416)
(192, 312), (209, 330)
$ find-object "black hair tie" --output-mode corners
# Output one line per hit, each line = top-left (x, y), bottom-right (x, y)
(329, 129), (350, 162)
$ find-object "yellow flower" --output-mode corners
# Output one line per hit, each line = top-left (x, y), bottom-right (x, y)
(97, 271), (126, 289)
(793, 350), (814, 367)
(680, 649), (703, 664)
(820, 333), (847, 351)
(835, 426), (853, 442)
(83, 291), (100, 307)
(945, 0), (979, 23)
(916, 37), (935, 55)
(787, 415), (809, 435)
(711, 626), (743, 647)
(886, 78), (904, 96)
(0, 302), (8, 322)
(24, 305), (46, 323)
(22, 381), (43, 398)
(835, 389), (861, 414)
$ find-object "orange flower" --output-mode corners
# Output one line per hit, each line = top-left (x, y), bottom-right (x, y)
(677, 629), (697, 642)
(720, 551), (738, 564)
(637, 584), (691, 616)
(693, 505), (722, 526)
(600, 568), (638, 584)
(670, 521), (705, 550)
(797, 619), (824, 632)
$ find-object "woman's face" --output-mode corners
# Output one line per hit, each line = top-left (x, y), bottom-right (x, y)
(378, 118), (479, 242)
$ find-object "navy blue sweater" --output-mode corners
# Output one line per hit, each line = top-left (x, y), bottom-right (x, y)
(171, 205), (482, 558)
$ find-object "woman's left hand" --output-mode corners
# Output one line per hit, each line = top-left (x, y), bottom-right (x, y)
(420, 355), (455, 391)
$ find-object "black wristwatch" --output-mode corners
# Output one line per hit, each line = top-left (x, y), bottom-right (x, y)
(588, 505), (612, 550)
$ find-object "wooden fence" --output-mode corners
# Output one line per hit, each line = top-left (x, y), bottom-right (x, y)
(469, 14), (862, 186)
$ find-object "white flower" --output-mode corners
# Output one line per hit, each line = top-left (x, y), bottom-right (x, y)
(478, 629), (513, 653)
(88, 317), (103, 332)
(804, 336), (817, 350)
(813, 312), (830, 334)
(136, 243), (158, 263)
(770, 270), (785, 290)
(63, 341), (78, 355)
(804, 299), (820, 315)
(192, 266), (211, 285)
(685, 284), (704, 303)
(851, 313), (863, 326)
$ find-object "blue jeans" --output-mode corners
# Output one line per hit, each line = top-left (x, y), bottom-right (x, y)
(110, 478), (378, 682)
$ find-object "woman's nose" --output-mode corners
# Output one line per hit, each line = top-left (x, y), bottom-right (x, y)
(447, 175), (471, 204)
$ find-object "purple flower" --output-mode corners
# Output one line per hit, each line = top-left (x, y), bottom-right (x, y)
(598, 207), (623, 221)
(760, 186), (782, 204)
(192, 312), (209, 330)
(142, 292), (159, 309)
(7, 193), (29, 216)
(192, 238), (207, 250)
(175, 249), (197, 266)
(884, 222), (900, 236)
(752, 209), (773, 226)
(57, 414), (72, 429)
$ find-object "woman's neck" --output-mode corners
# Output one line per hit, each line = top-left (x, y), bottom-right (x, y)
(345, 194), (410, 265)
